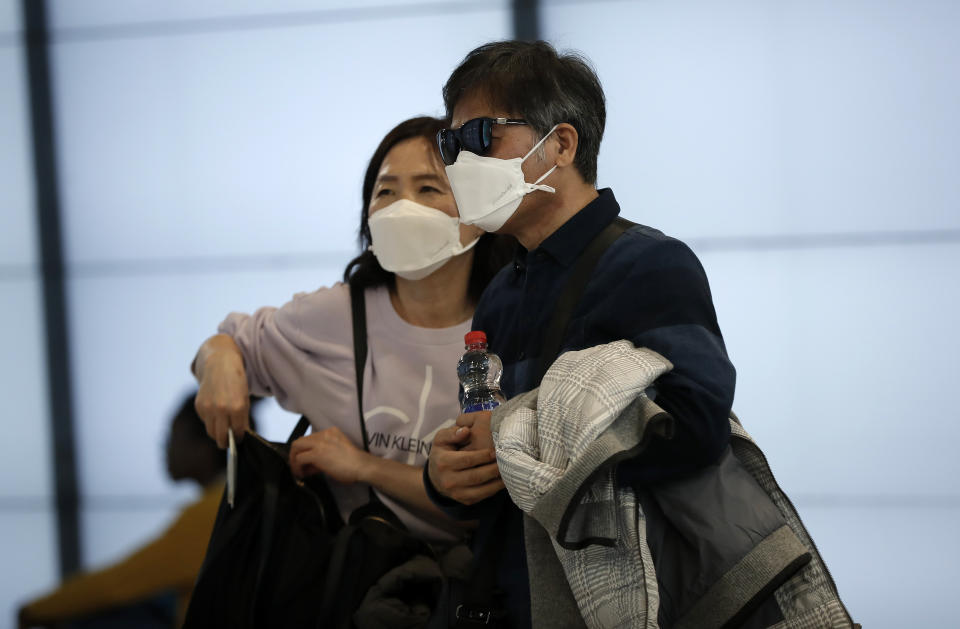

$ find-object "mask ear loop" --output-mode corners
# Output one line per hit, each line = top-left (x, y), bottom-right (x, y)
(452, 232), (482, 256)
(521, 124), (559, 162)
(521, 124), (560, 193)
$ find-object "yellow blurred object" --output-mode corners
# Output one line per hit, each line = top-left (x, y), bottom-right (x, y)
(20, 480), (223, 628)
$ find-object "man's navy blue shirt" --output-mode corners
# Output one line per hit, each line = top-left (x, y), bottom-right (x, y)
(425, 188), (736, 628)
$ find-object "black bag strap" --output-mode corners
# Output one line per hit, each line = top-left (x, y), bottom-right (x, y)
(287, 416), (311, 445)
(348, 279), (378, 505)
(534, 217), (632, 386)
(285, 280), (369, 451)
(349, 279), (370, 452)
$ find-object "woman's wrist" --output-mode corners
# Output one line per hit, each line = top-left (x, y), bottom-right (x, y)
(355, 450), (380, 485)
(205, 339), (244, 375)
(194, 334), (241, 378)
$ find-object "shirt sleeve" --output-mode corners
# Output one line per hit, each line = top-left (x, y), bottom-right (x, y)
(595, 236), (735, 484)
(422, 465), (502, 520)
(218, 304), (296, 400)
(21, 486), (222, 624)
(217, 284), (352, 413)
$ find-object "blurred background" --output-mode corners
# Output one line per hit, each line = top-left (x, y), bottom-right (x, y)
(2, 0), (958, 627)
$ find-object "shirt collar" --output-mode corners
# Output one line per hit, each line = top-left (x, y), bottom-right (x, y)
(534, 188), (621, 267)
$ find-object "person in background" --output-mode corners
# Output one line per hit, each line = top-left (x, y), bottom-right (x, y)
(192, 116), (515, 546)
(18, 394), (256, 629)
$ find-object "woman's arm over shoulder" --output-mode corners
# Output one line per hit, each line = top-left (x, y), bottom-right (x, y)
(190, 283), (352, 446)
(214, 283), (353, 399)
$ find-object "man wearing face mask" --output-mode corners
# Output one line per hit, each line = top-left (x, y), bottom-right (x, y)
(423, 42), (741, 628)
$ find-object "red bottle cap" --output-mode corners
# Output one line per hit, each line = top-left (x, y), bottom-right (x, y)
(464, 331), (487, 346)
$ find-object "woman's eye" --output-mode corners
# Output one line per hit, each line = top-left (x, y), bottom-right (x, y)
(375, 188), (392, 197)
(420, 185), (441, 194)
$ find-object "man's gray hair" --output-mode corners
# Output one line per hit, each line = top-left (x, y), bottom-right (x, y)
(443, 40), (606, 184)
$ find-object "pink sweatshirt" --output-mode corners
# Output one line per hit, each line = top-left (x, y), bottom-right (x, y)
(219, 282), (470, 543)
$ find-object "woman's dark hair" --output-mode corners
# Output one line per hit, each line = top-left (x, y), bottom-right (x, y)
(342, 116), (516, 303)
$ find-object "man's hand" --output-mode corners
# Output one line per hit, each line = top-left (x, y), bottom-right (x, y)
(455, 410), (494, 452)
(194, 335), (250, 449)
(289, 427), (373, 484)
(427, 415), (503, 506)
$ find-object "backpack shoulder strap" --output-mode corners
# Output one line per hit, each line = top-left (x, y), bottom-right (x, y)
(286, 416), (311, 445)
(349, 280), (370, 451)
(285, 279), (370, 508)
(349, 280), (378, 505)
(534, 216), (633, 385)
(285, 281), (369, 447)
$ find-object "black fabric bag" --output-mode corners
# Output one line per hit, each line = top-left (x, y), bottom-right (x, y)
(320, 497), (442, 629)
(185, 280), (458, 628)
(183, 426), (342, 628)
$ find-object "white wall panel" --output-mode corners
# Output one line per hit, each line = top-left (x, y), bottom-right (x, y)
(0, 280), (52, 498)
(0, 279), (55, 626)
(793, 503), (960, 628)
(0, 512), (58, 627)
(50, 9), (510, 265)
(0, 0), (17, 33)
(0, 46), (37, 267)
(699, 242), (960, 498)
(68, 266), (343, 498)
(48, 0), (503, 31)
(0, 5), (57, 623)
(544, 0), (960, 240)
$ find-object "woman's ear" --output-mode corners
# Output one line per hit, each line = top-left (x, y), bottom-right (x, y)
(553, 123), (579, 169)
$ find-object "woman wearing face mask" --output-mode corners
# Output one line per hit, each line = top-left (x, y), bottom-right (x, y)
(191, 116), (513, 543)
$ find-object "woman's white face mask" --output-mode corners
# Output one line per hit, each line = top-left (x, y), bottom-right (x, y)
(368, 199), (480, 281)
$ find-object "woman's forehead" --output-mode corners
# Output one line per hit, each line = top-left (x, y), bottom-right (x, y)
(377, 137), (444, 179)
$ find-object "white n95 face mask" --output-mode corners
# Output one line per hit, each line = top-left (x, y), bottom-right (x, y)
(368, 199), (479, 281)
(444, 125), (559, 232)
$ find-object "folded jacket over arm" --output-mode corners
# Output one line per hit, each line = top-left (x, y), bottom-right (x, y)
(491, 341), (853, 629)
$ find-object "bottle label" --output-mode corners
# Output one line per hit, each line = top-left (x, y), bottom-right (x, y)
(462, 400), (500, 414)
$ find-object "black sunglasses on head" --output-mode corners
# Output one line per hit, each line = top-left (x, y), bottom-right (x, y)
(436, 117), (528, 166)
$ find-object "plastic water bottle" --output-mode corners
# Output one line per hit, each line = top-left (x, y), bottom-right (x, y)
(457, 331), (506, 413)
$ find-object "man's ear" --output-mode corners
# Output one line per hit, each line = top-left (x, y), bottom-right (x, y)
(553, 123), (579, 169)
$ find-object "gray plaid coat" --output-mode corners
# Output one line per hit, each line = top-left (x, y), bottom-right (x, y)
(491, 341), (858, 629)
